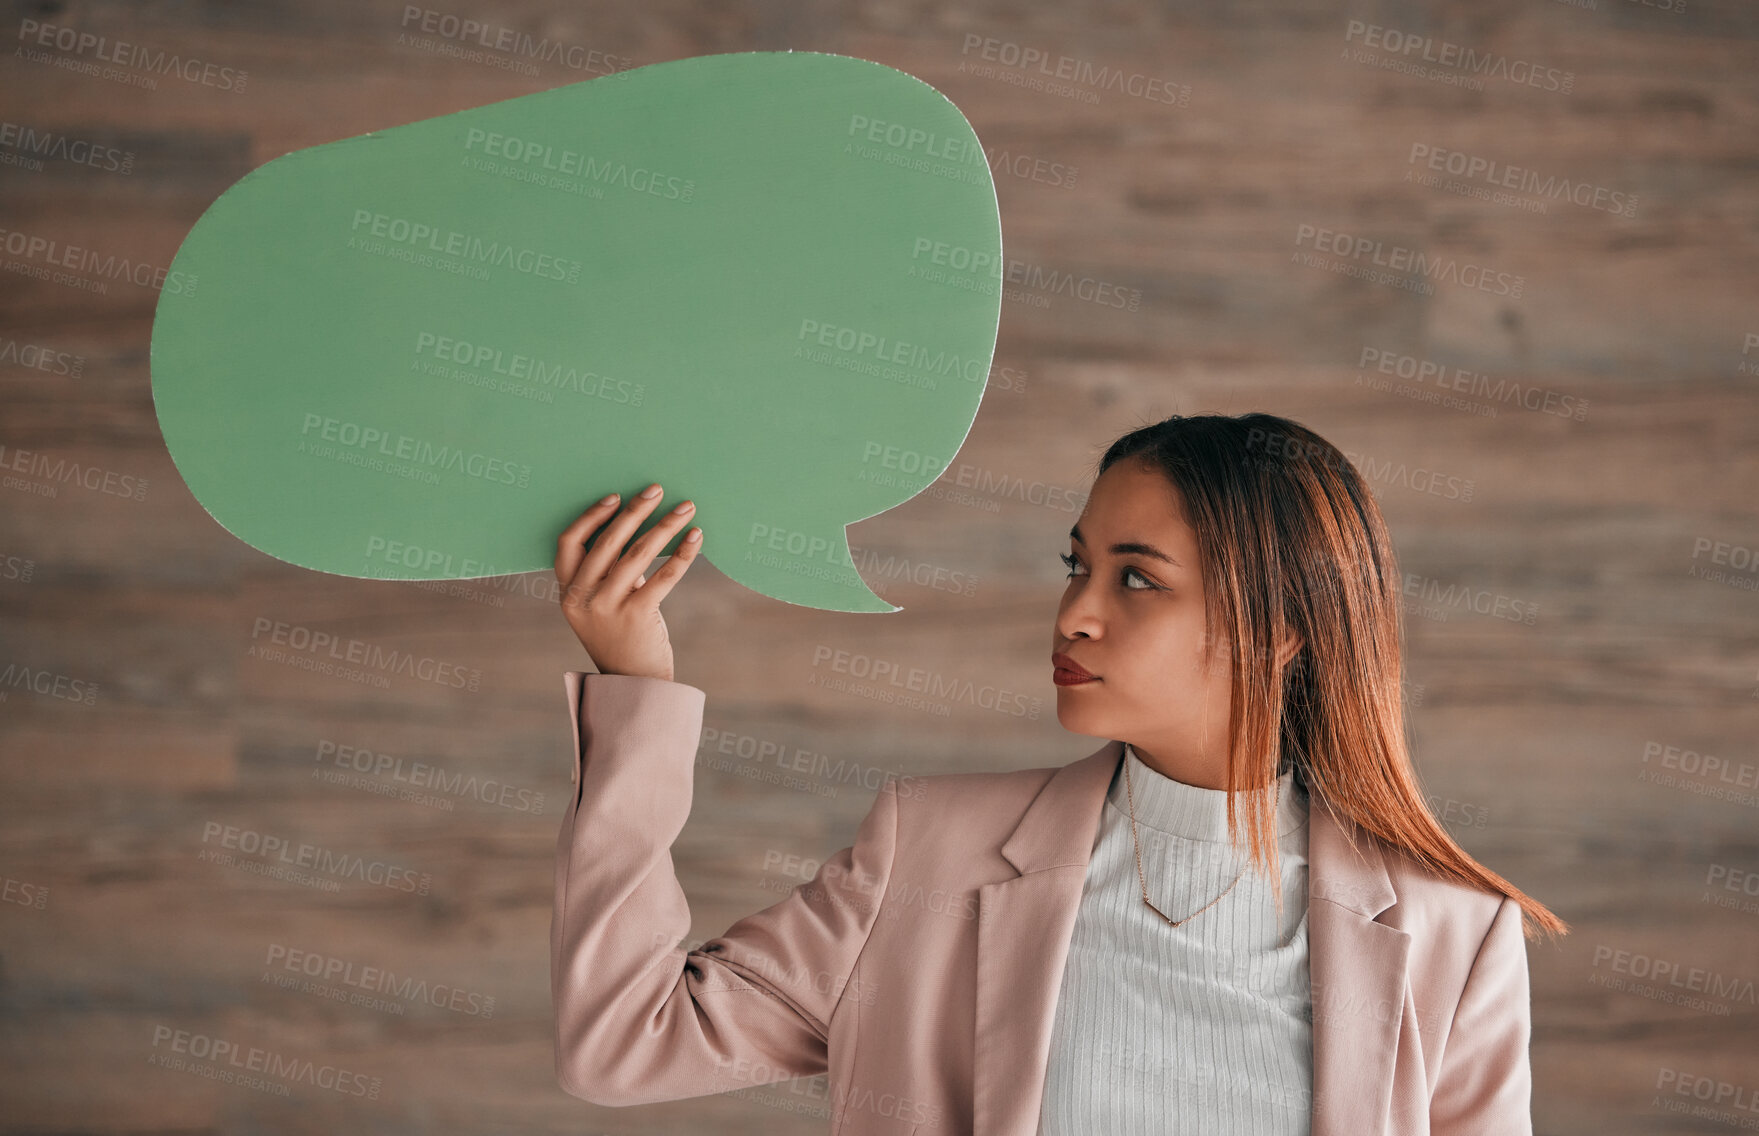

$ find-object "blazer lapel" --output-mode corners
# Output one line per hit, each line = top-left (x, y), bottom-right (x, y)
(972, 744), (1410, 1136)
(1307, 795), (1408, 1136)
(973, 740), (1120, 1136)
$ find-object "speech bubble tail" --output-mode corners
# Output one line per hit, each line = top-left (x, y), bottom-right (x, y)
(819, 581), (904, 615)
(725, 521), (904, 613)
(774, 560), (903, 614)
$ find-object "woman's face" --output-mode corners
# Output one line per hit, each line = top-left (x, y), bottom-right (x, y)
(1051, 457), (1245, 787)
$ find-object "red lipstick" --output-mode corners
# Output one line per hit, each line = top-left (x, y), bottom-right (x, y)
(1052, 652), (1097, 686)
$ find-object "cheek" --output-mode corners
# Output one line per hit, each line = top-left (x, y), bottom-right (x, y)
(1197, 628), (1234, 677)
(1161, 610), (1223, 679)
(1113, 611), (1187, 680)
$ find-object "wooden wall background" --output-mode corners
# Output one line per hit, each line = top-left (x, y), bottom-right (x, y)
(3, 0), (1757, 1133)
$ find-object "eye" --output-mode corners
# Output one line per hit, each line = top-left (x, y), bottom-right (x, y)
(1060, 552), (1157, 590)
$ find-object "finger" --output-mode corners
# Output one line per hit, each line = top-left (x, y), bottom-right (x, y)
(554, 493), (624, 585)
(570, 483), (667, 596)
(602, 497), (697, 595)
(632, 526), (703, 607)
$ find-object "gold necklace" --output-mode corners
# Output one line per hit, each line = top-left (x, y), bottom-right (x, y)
(1122, 752), (1281, 928)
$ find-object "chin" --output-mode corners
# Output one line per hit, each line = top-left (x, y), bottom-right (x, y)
(1054, 697), (1108, 737)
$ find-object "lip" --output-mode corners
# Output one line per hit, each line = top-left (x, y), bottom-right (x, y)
(1051, 653), (1097, 685)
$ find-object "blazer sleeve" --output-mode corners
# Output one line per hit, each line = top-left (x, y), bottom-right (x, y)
(1429, 894), (1534, 1136)
(550, 670), (900, 1108)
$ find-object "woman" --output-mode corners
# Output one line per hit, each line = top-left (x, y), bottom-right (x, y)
(548, 411), (1567, 1136)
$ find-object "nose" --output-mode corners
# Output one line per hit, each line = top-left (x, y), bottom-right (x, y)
(1055, 575), (1104, 644)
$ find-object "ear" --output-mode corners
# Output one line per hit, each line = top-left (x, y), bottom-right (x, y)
(1274, 630), (1305, 671)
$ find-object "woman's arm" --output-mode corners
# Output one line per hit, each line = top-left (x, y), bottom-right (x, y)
(1428, 894), (1534, 1135)
(550, 669), (899, 1108)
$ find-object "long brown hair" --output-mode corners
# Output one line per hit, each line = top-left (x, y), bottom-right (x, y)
(1095, 411), (1568, 942)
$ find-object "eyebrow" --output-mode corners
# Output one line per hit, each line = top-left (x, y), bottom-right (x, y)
(1069, 522), (1182, 568)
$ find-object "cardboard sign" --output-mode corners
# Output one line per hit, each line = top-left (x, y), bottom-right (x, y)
(150, 50), (1002, 612)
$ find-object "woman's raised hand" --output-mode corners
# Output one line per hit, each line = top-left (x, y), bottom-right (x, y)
(554, 483), (704, 682)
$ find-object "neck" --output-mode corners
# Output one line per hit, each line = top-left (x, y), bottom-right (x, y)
(1128, 741), (1279, 792)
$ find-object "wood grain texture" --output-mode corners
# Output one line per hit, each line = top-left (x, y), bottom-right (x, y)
(2, 1), (1757, 1133)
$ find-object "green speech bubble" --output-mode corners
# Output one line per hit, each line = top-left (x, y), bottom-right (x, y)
(149, 50), (1001, 612)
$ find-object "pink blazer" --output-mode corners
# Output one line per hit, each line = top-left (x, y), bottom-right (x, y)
(551, 672), (1534, 1135)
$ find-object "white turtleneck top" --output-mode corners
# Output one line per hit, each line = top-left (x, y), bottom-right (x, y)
(1035, 743), (1313, 1135)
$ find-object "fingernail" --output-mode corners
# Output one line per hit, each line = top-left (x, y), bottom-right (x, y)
(670, 500), (694, 514)
(598, 493), (619, 505)
(685, 528), (702, 541)
(640, 483), (662, 499)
